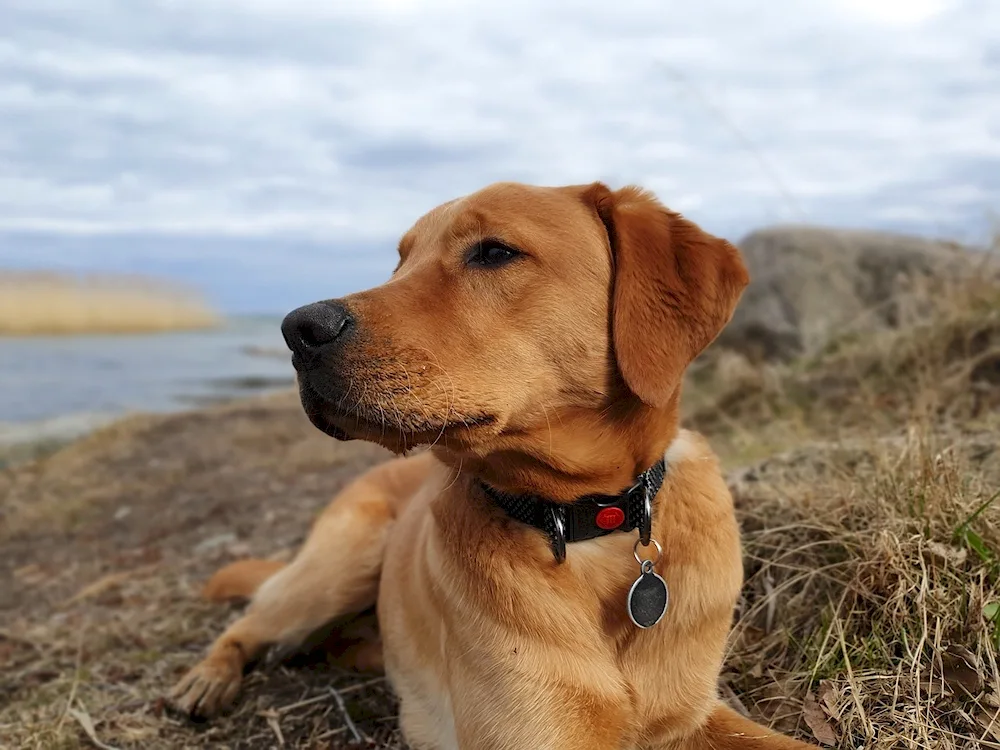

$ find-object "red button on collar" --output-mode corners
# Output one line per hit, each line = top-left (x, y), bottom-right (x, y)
(595, 507), (625, 530)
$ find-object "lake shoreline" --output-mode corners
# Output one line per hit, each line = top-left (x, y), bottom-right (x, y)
(0, 316), (293, 424)
(0, 382), (298, 470)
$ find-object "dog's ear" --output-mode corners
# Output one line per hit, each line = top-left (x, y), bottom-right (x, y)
(583, 182), (750, 407)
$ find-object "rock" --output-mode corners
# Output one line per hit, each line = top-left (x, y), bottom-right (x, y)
(715, 226), (987, 361)
(193, 532), (238, 555)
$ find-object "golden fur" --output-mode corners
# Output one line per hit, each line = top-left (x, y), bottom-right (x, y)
(170, 181), (815, 749)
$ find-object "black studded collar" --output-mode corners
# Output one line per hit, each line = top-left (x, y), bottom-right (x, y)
(477, 459), (667, 563)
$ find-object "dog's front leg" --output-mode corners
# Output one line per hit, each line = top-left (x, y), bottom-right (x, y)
(170, 453), (432, 718)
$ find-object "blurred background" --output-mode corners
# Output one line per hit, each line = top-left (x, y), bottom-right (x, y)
(1, 0), (997, 445)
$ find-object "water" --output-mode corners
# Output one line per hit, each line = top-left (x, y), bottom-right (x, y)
(0, 317), (296, 441)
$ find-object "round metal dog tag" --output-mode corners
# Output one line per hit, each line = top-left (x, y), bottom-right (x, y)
(627, 561), (669, 629)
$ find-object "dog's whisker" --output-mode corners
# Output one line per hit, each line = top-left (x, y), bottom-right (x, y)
(336, 378), (355, 416)
(399, 363), (437, 437)
(540, 402), (554, 456)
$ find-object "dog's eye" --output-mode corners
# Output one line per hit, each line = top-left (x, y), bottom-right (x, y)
(467, 240), (521, 268)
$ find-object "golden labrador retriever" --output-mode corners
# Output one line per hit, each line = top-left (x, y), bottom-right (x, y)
(171, 181), (814, 749)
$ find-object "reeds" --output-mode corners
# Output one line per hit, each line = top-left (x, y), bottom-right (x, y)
(0, 271), (220, 336)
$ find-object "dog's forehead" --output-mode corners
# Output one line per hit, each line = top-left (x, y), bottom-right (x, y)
(401, 183), (594, 251)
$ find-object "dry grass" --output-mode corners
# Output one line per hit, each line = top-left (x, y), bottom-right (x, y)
(1, 393), (394, 749)
(0, 271), (220, 336)
(686, 267), (1000, 747)
(2, 269), (1000, 747)
(685, 269), (1000, 466)
(727, 429), (1000, 748)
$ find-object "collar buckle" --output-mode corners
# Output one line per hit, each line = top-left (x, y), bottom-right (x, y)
(627, 467), (657, 545)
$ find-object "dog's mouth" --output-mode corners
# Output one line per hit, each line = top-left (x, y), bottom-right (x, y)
(297, 379), (496, 447)
(298, 381), (353, 440)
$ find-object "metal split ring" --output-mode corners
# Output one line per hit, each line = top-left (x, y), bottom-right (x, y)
(639, 489), (652, 545)
(633, 537), (662, 566)
(549, 507), (567, 563)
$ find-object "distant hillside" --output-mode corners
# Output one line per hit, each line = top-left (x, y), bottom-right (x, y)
(0, 271), (220, 335)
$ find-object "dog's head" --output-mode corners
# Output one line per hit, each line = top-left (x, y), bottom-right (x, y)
(284, 182), (747, 484)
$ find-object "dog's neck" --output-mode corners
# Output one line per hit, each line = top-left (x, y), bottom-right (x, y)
(432, 392), (681, 502)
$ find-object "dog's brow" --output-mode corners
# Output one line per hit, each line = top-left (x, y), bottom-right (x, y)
(397, 234), (415, 258)
(447, 210), (494, 242)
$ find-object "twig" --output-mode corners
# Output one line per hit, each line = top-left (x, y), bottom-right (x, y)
(56, 628), (86, 732)
(260, 709), (285, 747)
(329, 687), (364, 744)
(312, 726), (348, 742)
(339, 675), (387, 695)
(276, 692), (330, 714)
(67, 703), (120, 750)
(761, 572), (776, 634)
(276, 676), (387, 714)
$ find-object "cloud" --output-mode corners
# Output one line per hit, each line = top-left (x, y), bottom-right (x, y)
(1, 0), (998, 309)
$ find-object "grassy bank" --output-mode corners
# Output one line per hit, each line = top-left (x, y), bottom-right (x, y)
(688, 271), (1000, 747)
(1, 273), (999, 747)
(0, 271), (220, 336)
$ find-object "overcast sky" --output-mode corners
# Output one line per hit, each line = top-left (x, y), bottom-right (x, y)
(1, 0), (997, 312)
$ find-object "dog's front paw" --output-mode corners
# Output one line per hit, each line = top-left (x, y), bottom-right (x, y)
(169, 657), (243, 719)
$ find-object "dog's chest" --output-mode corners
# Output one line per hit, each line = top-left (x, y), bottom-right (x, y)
(378, 490), (459, 750)
(375, 437), (745, 749)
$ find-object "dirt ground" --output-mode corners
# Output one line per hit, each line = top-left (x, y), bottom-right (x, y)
(1, 392), (400, 749)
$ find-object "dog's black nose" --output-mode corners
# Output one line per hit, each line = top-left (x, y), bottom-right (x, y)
(281, 301), (354, 355)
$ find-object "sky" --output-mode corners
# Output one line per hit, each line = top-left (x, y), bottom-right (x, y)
(1, 0), (998, 312)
